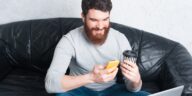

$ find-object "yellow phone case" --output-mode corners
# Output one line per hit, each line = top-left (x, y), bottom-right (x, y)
(105, 60), (120, 69)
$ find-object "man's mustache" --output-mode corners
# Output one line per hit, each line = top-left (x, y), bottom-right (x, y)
(92, 27), (108, 31)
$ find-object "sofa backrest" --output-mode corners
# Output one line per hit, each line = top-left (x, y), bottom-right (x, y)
(0, 18), (82, 74)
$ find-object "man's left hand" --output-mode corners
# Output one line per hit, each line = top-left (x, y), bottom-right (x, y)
(120, 60), (142, 88)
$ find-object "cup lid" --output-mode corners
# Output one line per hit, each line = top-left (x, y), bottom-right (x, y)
(123, 50), (137, 58)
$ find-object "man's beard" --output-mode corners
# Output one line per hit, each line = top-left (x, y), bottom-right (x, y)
(84, 22), (110, 45)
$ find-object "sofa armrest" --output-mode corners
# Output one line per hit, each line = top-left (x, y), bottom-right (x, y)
(0, 40), (13, 81)
(161, 43), (192, 96)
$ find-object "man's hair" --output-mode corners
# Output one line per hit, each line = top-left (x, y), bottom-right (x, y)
(81, 0), (112, 16)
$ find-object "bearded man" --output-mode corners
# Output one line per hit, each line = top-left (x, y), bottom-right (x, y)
(45, 0), (150, 96)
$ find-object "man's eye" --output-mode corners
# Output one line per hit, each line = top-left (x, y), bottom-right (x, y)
(89, 18), (97, 22)
(91, 19), (97, 22)
(103, 19), (108, 21)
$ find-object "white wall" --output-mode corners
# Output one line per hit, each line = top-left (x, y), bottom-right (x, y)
(0, 0), (192, 54)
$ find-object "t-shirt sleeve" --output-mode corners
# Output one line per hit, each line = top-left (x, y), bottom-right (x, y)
(118, 33), (132, 61)
(45, 36), (75, 93)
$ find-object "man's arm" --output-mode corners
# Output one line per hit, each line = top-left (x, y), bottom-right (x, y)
(120, 60), (142, 92)
(46, 59), (119, 93)
(46, 65), (118, 93)
(60, 74), (93, 92)
(60, 65), (118, 92)
(45, 36), (75, 93)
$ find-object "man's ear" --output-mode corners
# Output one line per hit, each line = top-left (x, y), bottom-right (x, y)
(81, 13), (85, 23)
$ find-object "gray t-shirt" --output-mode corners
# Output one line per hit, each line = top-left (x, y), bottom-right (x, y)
(45, 26), (134, 93)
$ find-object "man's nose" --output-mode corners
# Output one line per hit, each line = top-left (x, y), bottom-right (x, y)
(96, 21), (104, 30)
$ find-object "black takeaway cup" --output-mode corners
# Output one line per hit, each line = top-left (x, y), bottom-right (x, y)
(123, 50), (137, 63)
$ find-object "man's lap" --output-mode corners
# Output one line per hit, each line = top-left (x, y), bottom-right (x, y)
(56, 84), (150, 96)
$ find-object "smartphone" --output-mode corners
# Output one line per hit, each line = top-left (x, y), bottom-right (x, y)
(105, 60), (120, 69)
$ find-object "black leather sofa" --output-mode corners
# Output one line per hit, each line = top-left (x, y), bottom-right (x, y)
(0, 18), (192, 96)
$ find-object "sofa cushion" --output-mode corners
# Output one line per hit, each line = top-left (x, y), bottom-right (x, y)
(0, 69), (54, 96)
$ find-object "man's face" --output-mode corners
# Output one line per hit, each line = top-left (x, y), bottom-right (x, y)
(82, 9), (110, 45)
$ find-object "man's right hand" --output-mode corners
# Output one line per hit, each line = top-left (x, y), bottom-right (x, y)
(89, 65), (118, 83)
(57, 65), (118, 92)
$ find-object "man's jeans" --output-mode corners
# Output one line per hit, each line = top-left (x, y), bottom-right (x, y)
(56, 84), (150, 96)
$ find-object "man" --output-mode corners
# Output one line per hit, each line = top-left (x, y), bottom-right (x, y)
(45, 0), (149, 96)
